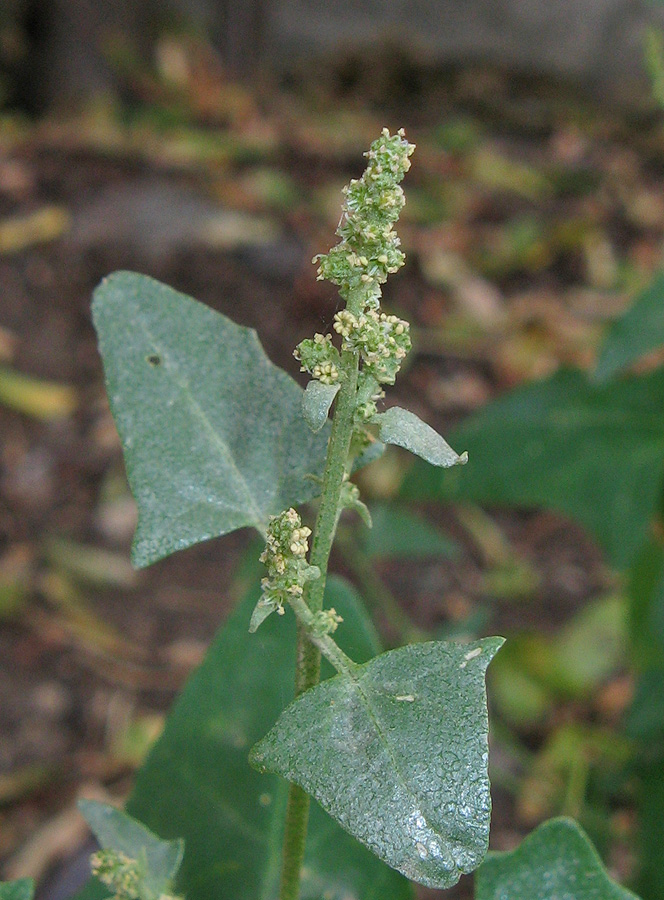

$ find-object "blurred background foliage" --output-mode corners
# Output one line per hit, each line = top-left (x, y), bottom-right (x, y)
(2, 2), (664, 899)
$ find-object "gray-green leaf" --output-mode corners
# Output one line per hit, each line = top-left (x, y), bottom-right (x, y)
(92, 272), (330, 567)
(250, 636), (503, 889)
(373, 407), (467, 468)
(475, 817), (641, 900)
(78, 799), (183, 899)
(0, 881), (34, 900)
(302, 380), (340, 432)
(125, 574), (413, 900)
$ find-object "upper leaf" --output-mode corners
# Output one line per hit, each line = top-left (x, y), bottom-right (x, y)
(403, 368), (664, 568)
(302, 380), (340, 432)
(0, 881), (34, 900)
(93, 272), (330, 567)
(475, 817), (641, 899)
(595, 272), (664, 382)
(78, 799), (183, 900)
(250, 636), (503, 889)
(125, 574), (413, 900)
(373, 407), (467, 468)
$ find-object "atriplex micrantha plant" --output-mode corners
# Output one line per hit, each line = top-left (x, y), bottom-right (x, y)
(0, 130), (640, 900)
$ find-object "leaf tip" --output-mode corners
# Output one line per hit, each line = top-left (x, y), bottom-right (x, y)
(247, 741), (268, 774)
(483, 635), (506, 660)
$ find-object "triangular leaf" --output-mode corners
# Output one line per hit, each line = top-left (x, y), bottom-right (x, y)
(93, 272), (330, 567)
(302, 380), (340, 432)
(78, 800), (183, 899)
(595, 272), (664, 382)
(250, 637), (503, 889)
(373, 407), (467, 468)
(475, 817), (641, 899)
(0, 881), (34, 900)
(124, 575), (412, 900)
(403, 368), (664, 568)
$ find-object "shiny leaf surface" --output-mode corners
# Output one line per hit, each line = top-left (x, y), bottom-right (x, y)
(476, 817), (640, 899)
(250, 637), (503, 889)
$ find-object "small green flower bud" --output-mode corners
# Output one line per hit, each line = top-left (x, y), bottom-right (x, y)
(295, 333), (341, 385)
(312, 608), (343, 636)
(90, 850), (142, 900)
(252, 508), (319, 632)
(314, 128), (415, 310)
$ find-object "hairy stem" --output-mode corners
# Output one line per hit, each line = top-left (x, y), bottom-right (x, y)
(278, 346), (360, 900)
(278, 785), (311, 900)
(276, 128), (414, 900)
(287, 591), (358, 678)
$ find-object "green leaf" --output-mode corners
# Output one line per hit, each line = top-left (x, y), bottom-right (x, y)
(373, 407), (468, 468)
(78, 800), (183, 899)
(92, 272), (330, 567)
(403, 369), (664, 568)
(628, 539), (664, 670)
(250, 636), (503, 889)
(302, 380), (340, 432)
(626, 669), (664, 744)
(635, 756), (664, 900)
(0, 881), (34, 900)
(624, 545), (664, 899)
(549, 593), (627, 697)
(595, 273), (664, 382)
(125, 574), (412, 900)
(475, 817), (641, 900)
(361, 502), (458, 559)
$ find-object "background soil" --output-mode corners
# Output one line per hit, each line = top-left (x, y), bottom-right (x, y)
(1, 54), (660, 898)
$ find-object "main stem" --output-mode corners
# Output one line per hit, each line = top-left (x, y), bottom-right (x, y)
(278, 322), (362, 900)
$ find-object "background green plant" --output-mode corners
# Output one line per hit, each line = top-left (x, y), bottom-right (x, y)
(404, 250), (664, 899)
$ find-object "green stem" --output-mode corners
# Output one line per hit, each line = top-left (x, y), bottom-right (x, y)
(278, 338), (361, 900)
(278, 785), (311, 900)
(287, 591), (358, 678)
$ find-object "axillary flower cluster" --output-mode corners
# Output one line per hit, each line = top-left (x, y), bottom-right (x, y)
(90, 849), (179, 900)
(250, 508), (319, 632)
(255, 128), (415, 635)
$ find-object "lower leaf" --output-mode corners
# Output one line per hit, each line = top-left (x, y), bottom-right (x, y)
(125, 574), (413, 900)
(250, 636), (503, 889)
(475, 817), (641, 900)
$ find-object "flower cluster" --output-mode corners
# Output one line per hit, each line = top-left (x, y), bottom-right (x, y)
(294, 333), (341, 385)
(314, 128), (415, 308)
(333, 309), (411, 384)
(299, 129), (414, 396)
(311, 607), (343, 637)
(251, 508), (320, 632)
(90, 850), (142, 900)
